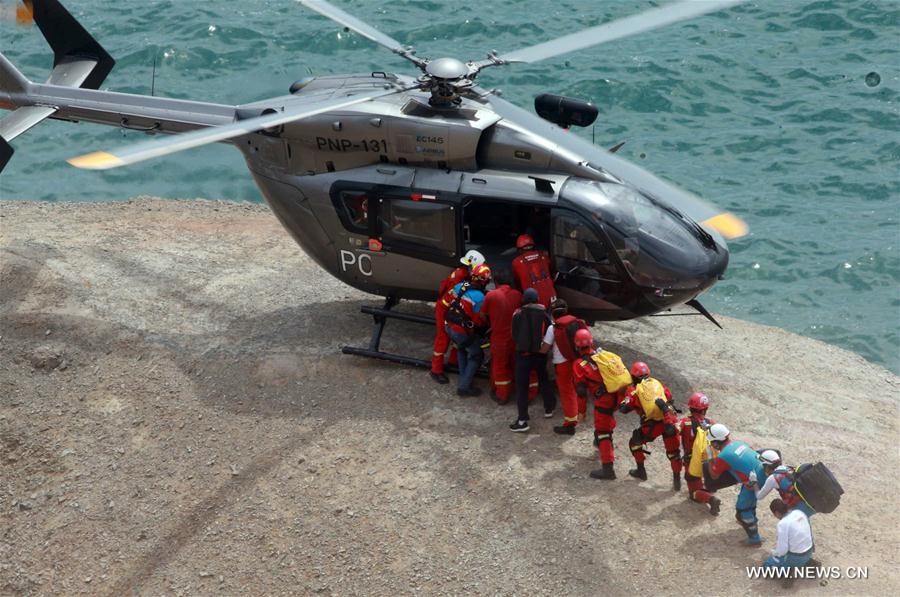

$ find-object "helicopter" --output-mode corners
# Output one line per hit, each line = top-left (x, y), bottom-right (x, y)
(1, 0), (750, 369)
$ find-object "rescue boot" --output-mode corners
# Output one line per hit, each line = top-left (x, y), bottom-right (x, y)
(672, 471), (682, 491)
(430, 372), (449, 385)
(708, 496), (721, 516)
(553, 425), (575, 436)
(589, 463), (616, 480)
(628, 463), (647, 481)
(457, 386), (483, 397)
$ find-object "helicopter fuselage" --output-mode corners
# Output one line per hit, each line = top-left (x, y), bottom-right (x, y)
(5, 71), (728, 322)
(238, 74), (728, 321)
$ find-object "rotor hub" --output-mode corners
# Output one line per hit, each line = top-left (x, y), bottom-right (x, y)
(425, 57), (469, 80)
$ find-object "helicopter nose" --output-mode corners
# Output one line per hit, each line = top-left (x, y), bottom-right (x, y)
(642, 240), (729, 310)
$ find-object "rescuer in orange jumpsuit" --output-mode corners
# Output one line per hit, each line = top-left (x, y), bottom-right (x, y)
(430, 250), (485, 384)
(571, 328), (625, 480)
(619, 362), (683, 490)
(679, 391), (722, 515)
(481, 272), (522, 404)
(511, 234), (556, 309)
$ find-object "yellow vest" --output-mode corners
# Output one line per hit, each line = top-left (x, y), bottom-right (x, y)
(635, 378), (667, 421)
(589, 350), (632, 392)
(689, 426), (719, 478)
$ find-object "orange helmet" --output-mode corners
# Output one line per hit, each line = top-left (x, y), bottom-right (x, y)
(470, 263), (491, 284)
(573, 328), (593, 351)
(516, 234), (535, 250)
(688, 392), (710, 411)
(630, 361), (650, 379)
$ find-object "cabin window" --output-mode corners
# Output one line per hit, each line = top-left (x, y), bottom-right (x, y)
(336, 190), (371, 234)
(378, 199), (456, 255)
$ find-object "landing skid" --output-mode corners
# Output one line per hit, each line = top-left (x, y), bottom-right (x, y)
(342, 296), (488, 378)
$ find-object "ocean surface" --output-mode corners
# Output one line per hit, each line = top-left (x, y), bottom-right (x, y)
(1, 0), (898, 372)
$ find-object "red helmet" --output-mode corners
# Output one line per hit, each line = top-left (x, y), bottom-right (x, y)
(470, 263), (492, 283)
(630, 361), (650, 379)
(573, 328), (594, 351)
(688, 392), (710, 411)
(516, 234), (535, 250)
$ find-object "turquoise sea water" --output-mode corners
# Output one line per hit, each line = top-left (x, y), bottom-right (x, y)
(1, 1), (898, 372)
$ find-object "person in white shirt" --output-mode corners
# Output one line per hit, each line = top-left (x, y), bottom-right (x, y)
(539, 299), (584, 436)
(763, 498), (815, 570)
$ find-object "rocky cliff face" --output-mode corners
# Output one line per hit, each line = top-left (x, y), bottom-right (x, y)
(1, 198), (897, 595)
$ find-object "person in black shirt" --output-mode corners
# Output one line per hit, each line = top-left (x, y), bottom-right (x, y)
(509, 288), (556, 432)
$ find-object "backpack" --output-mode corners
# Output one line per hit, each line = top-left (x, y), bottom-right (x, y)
(588, 350), (632, 392)
(793, 462), (843, 514)
(444, 283), (473, 329)
(634, 378), (667, 420)
(553, 315), (588, 361)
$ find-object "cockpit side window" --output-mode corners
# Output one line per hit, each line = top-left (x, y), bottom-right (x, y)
(377, 198), (457, 257)
(552, 209), (625, 289)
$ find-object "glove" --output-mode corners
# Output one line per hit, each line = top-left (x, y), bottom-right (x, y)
(618, 402), (632, 414)
(748, 471), (758, 486)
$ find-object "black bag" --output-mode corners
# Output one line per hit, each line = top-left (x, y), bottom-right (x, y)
(702, 461), (741, 491)
(793, 462), (843, 514)
(512, 305), (548, 353)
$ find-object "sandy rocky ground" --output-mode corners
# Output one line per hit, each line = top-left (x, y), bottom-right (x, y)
(0, 198), (897, 596)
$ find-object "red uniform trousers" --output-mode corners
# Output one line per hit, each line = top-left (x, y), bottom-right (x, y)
(431, 303), (457, 374)
(556, 361), (581, 426)
(593, 393), (618, 464)
(685, 475), (714, 504)
(490, 337), (515, 400)
(629, 417), (683, 473)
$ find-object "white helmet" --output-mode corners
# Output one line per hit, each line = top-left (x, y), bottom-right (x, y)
(707, 423), (730, 443)
(460, 249), (486, 268)
(759, 449), (781, 466)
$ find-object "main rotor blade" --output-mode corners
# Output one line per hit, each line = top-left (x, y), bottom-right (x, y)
(68, 85), (411, 170)
(496, 0), (745, 65)
(484, 92), (747, 240)
(298, 0), (407, 55)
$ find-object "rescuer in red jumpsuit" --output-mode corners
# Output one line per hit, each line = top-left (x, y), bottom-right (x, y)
(430, 250), (485, 384)
(481, 273), (522, 404)
(619, 362), (683, 490)
(511, 234), (556, 309)
(572, 328), (623, 480)
(679, 392), (722, 515)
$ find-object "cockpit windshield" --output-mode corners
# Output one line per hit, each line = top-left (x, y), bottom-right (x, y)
(563, 179), (715, 289)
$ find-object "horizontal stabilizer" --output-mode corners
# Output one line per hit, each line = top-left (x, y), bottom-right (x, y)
(0, 105), (56, 140)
